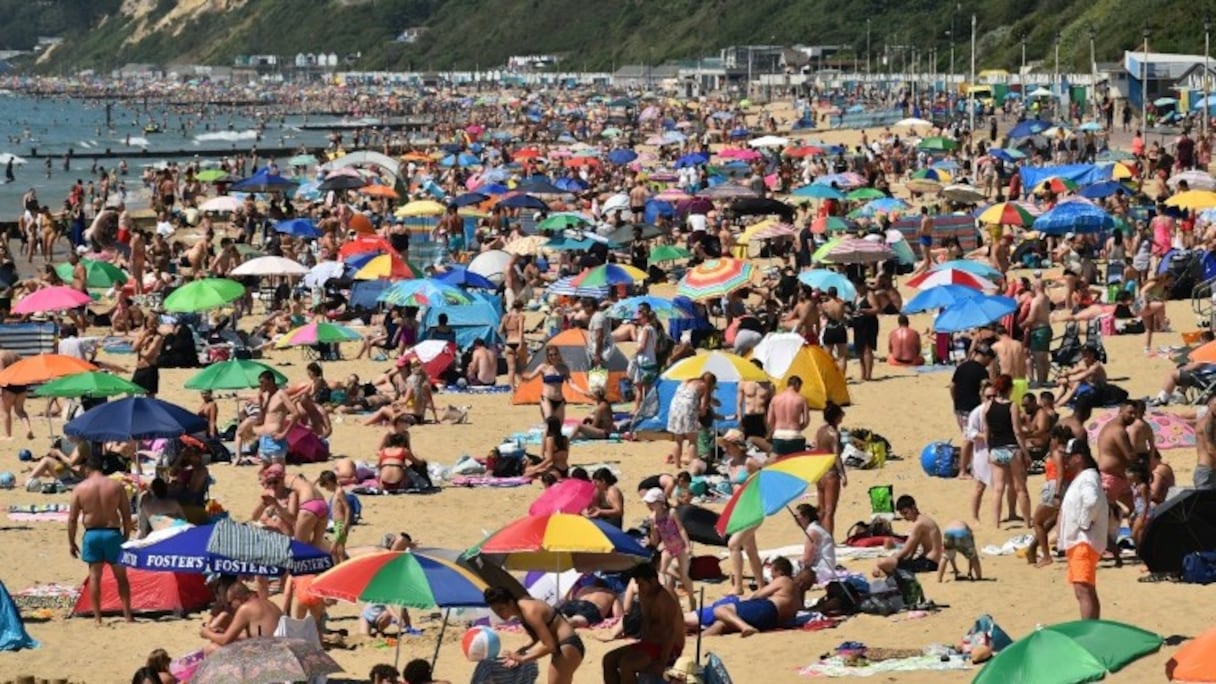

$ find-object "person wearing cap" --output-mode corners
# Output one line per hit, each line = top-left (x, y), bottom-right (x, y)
(1057, 437), (1107, 619)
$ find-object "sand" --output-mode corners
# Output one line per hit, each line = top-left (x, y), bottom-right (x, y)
(1, 121), (1207, 684)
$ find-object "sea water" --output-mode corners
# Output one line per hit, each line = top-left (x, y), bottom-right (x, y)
(0, 93), (341, 217)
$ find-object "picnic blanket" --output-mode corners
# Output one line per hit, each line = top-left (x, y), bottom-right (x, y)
(350, 483), (441, 496)
(449, 476), (533, 488)
(798, 654), (971, 677)
(7, 504), (71, 523)
(443, 384), (513, 394)
(12, 584), (79, 615)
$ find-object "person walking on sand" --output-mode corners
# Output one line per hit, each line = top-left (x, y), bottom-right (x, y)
(68, 452), (134, 624)
(1058, 439), (1107, 619)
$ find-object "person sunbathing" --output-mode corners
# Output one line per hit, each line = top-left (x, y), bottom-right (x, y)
(136, 478), (186, 538)
(558, 578), (623, 628)
(571, 388), (616, 439)
(524, 417), (570, 478)
(25, 435), (91, 487)
(199, 583), (282, 655)
(703, 558), (809, 637)
(1056, 344), (1108, 406)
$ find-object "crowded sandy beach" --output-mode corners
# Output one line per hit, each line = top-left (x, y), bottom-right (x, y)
(0, 75), (1215, 684)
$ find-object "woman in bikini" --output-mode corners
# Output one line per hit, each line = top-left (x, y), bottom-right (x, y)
(813, 402), (848, 538)
(377, 432), (423, 491)
(523, 346), (586, 423)
(254, 463), (329, 546)
(1140, 272), (1172, 353)
(526, 416), (571, 479)
(500, 299), (527, 388)
(484, 587), (584, 684)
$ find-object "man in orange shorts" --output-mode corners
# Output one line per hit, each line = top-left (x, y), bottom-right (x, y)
(1057, 439), (1108, 619)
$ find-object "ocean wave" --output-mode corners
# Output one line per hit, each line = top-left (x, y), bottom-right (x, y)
(193, 130), (260, 142)
(123, 137), (151, 148)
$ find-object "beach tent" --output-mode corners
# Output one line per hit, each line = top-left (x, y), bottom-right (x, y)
(751, 333), (850, 409)
(633, 352), (758, 431)
(513, 329), (628, 405)
(421, 295), (503, 351)
(0, 580), (36, 650)
(72, 567), (210, 618)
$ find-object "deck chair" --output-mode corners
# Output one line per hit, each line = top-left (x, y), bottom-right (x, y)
(1050, 322), (1084, 373)
(1180, 364), (1216, 405)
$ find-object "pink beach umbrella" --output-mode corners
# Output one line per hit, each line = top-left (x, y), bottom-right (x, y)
(529, 478), (598, 516)
(718, 148), (762, 161)
(13, 286), (92, 315)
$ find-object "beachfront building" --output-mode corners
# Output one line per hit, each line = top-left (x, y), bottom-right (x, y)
(1123, 50), (1216, 114)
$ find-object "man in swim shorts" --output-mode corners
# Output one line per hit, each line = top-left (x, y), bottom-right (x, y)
(874, 495), (944, 578)
(68, 452), (134, 624)
(603, 563), (685, 683)
(937, 521), (982, 583)
(767, 376), (809, 456)
(704, 557), (808, 636)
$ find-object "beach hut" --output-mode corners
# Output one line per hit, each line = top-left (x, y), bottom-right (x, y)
(751, 333), (850, 409)
(512, 329), (628, 405)
(72, 567), (210, 618)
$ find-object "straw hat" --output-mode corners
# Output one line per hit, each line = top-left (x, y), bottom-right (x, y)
(716, 428), (746, 446)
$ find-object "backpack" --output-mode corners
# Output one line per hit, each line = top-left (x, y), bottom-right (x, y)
(893, 569), (925, 607)
(1181, 551), (1216, 584)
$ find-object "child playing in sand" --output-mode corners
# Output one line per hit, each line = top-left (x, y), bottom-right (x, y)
(938, 521), (982, 583)
(644, 487), (696, 610)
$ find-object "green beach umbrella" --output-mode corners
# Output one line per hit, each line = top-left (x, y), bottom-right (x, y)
(810, 237), (842, 263)
(845, 187), (886, 201)
(195, 169), (232, 183)
(288, 154), (319, 167)
(162, 278), (245, 313)
(184, 359), (287, 391)
(918, 136), (958, 152)
(972, 620), (1162, 684)
(649, 244), (692, 264)
(55, 259), (128, 289)
(33, 372), (145, 398)
(537, 214), (590, 231)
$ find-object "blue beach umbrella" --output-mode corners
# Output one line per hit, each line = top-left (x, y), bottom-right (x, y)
(609, 295), (696, 321)
(607, 149), (638, 165)
(120, 524), (333, 577)
(797, 269), (857, 300)
(791, 184), (846, 200)
(65, 397), (208, 441)
(274, 218), (322, 239)
(902, 284), (983, 314)
(933, 295), (1018, 332)
(1009, 119), (1051, 139)
(1079, 181), (1131, 200)
(433, 266), (495, 289)
(451, 192), (489, 207)
(675, 153), (710, 168)
(1033, 202), (1116, 235)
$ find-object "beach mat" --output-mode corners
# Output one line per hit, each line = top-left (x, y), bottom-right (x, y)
(798, 654), (971, 677)
(350, 484), (440, 496)
(443, 384), (513, 394)
(450, 476), (532, 488)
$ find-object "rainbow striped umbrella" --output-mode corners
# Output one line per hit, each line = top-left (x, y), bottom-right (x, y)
(977, 201), (1036, 226)
(716, 452), (837, 535)
(378, 279), (472, 307)
(310, 551), (488, 608)
(569, 263), (646, 288)
(676, 258), (754, 300)
(473, 513), (650, 572)
(1033, 176), (1078, 195)
(275, 321), (362, 348)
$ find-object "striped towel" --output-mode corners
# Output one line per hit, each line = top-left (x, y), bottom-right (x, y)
(472, 658), (539, 684)
(205, 518), (291, 567)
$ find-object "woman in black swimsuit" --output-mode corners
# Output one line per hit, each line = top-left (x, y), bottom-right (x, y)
(485, 587), (584, 684)
(523, 347), (585, 422)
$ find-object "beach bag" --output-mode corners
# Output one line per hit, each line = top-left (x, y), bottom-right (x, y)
(868, 485), (895, 516)
(819, 579), (861, 616)
(702, 653), (734, 684)
(1181, 551), (1216, 584)
(964, 614), (1014, 653)
(841, 443), (873, 470)
(858, 588), (904, 616)
(689, 555), (724, 581)
(893, 570), (925, 607)
(491, 453), (524, 478)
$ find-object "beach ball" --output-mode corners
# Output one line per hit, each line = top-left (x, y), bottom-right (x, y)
(461, 625), (501, 662)
(920, 441), (959, 478)
(17, 449), (32, 462)
(0, 472), (14, 489)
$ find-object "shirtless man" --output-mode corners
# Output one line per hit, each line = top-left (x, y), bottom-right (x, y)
(499, 300), (527, 388)
(199, 583), (283, 654)
(991, 325), (1027, 388)
(736, 359), (773, 452)
(766, 376), (809, 456)
(874, 495), (944, 577)
(1097, 401), (1137, 513)
(559, 579), (622, 628)
(465, 339), (497, 386)
(1059, 395), (1092, 442)
(1025, 278), (1053, 387)
(603, 563), (685, 684)
(887, 314), (923, 366)
(1127, 399), (1157, 471)
(704, 557), (808, 637)
(257, 369), (300, 463)
(819, 287), (848, 375)
(629, 180), (649, 225)
(131, 316), (165, 398)
(1195, 393), (1216, 490)
(786, 286), (820, 346)
(68, 453), (134, 624)
(992, 233), (1012, 274)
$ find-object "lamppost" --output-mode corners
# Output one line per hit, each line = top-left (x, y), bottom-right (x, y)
(866, 18), (872, 73)
(1142, 24), (1150, 124)
(969, 13), (977, 132)
(1088, 26), (1097, 120)
(1204, 16), (1211, 138)
(1021, 37), (1027, 72)
(1054, 32), (1061, 103)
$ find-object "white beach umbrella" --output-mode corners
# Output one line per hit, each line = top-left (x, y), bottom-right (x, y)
(894, 118), (932, 127)
(199, 196), (242, 213)
(748, 135), (789, 148)
(231, 256), (309, 277)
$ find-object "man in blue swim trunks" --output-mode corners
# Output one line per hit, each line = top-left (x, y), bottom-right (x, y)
(68, 453), (134, 624)
(704, 557), (808, 637)
(256, 370), (299, 464)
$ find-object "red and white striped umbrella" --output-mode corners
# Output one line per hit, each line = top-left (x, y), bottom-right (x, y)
(750, 222), (798, 240)
(906, 268), (997, 291)
(820, 238), (894, 265)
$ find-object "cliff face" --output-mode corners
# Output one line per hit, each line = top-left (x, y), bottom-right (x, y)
(4, 0), (1205, 75)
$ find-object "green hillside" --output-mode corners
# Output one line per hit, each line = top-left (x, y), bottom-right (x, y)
(8, 0), (1214, 75)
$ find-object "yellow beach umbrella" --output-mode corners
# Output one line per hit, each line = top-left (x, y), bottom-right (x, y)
(395, 199), (447, 218)
(662, 351), (769, 382)
(1165, 190), (1216, 210)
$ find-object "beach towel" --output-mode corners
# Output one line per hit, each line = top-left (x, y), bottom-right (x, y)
(450, 476), (533, 488)
(205, 518), (291, 568)
(0, 581), (37, 651)
(7, 504), (71, 523)
(798, 654), (971, 677)
(11, 584), (78, 615)
(350, 483), (441, 496)
(472, 657), (540, 683)
(443, 384), (513, 394)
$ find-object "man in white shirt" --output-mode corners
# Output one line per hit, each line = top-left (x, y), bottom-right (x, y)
(1057, 438), (1108, 619)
